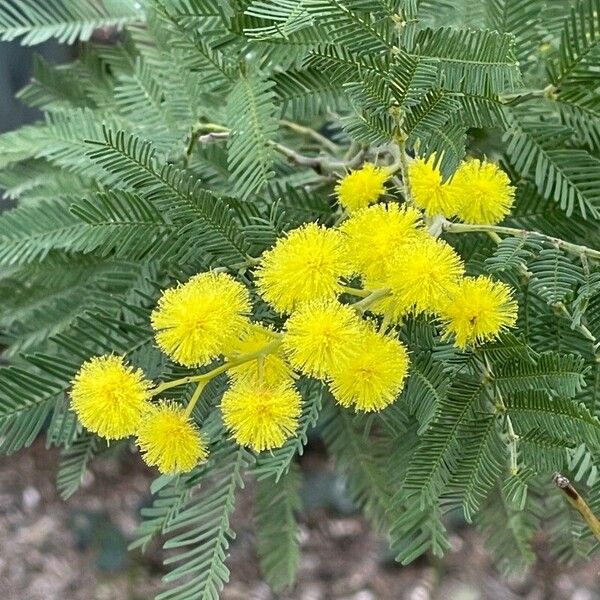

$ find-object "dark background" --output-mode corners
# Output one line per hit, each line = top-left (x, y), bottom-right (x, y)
(0, 41), (70, 133)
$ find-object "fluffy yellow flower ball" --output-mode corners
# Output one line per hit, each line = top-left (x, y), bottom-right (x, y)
(221, 379), (302, 451)
(226, 324), (292, 386)
(408, 155), (456, 217)
(451, 159), (515, 224)
(255, 223), (350, 313)
(151, 271), (251, 367)
(335, 163), (389, 212)
(283, 299), (363, 378)
(70, 355), (151, 440)
(136, 401), (208, 474)
(386, 237), (464, 314)
(440, 276), (518, 348)
(329, 328), (410, 412)
(340, 203), (425, 281)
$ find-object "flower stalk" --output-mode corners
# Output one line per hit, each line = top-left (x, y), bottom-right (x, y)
(152, 338), (283, 398)
(444, 221), (600, 262)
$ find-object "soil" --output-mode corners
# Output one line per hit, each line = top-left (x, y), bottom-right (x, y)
(0, 440), (599, 600)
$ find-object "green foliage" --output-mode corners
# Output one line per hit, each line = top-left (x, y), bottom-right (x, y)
(4, 0), (600, 597)
(254, 466), (301, 591)
(0, 0), (144, 45)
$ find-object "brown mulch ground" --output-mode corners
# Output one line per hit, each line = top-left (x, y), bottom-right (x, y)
(0, 440), (599, 600)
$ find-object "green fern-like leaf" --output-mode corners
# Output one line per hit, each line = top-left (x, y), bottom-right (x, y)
(0, 0), (144, 45)
(157, 443), (253, 600)
(255, 466), (301, 592)
(226, 75), (279, 200)
(548, 0), (600, 86)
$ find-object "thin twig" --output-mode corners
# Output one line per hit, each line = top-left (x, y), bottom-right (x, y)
(396, 137), (414, 205)
(444, 221), (600, 262)
(187, 122), (366, 174)
(271, 141), (366, 173)
(279, 119), (339, 153)
(197, 131), (229, 144)
(151, 338), (282, 397)
(184, 380), (207, 418)
(484, 353), (519, 475)
(352, 288), (390, 313)
(452, 222), (600, 348)
(554, 473), (600, 543)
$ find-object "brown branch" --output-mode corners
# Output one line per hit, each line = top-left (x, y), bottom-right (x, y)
(553, 473), (600, 542)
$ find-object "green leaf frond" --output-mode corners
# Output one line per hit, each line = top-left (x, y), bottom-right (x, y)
(0, 0), (144, 45)
(157, 443), (253, 600)
(254, 466), (301, 591)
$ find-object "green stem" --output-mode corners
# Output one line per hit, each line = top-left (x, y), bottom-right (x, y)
(555, 302), (598, 346)
(396, 137), (413, 205)
(352, 288), (390, 313)
(444, 221), (600, 262)
(184, 380), (207, 418)
(340, 284), (371, 298)
(194, 122), (229, 133)
(484, 354), (519, 475)
(212, 256), (261, 276)
(379, 313), (391, 334)
(151, 339), (283, 397)
(503, 408), (519, 476)
(500, 84), (557, 106)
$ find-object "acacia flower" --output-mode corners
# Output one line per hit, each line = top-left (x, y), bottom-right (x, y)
(386, 237), (464, 314)
(221, 379), (302, 451)
(335, 163), (389, 212)
(151, 271), (251, 367)
(329, 328), (410, 412)
(340, 203), (425, 281)
(70, 355), (151, 440)
(136, 401), (208, 474)
(451, 159), (515, 224)
(255, 223), (350, 313)
(283, 299), (364, 378)
(440, 276), (518, 348)
(408, 155), (456, 217)
(226, 324), (292, 386)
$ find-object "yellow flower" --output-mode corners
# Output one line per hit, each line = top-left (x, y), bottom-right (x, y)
(335, 163), (389, 212)
(408, 155), (456, 217)
(386, 237), (464, 314)
(226, 324), (292, 386)
(440, 276), (518, 348)
(329, 328), (410, 412)
(151, 272), (250, 367)
(70, 355), (151, 440)
(340, 203), (426, 281)
(451, 159), (515, 224)
(136, 401), (208, 474)
(221, 379), (302, 451)
(255, 223), (350, 313)
(283, 299), (363, 378)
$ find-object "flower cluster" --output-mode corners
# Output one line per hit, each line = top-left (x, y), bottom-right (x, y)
(69, 154), (518, 475)
(70, 355), (207, 474)
(408, 155), (516, 224)
(70, 271), (302, 474)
